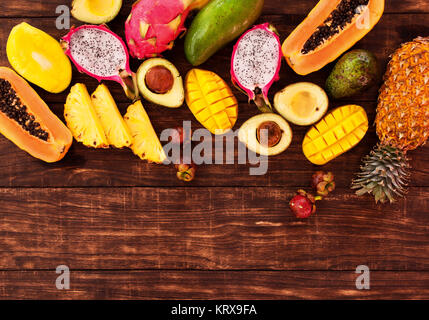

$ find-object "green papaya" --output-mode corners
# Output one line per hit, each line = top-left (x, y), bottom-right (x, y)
(325, 50), (380, 99)
(184, 0), (264, 66)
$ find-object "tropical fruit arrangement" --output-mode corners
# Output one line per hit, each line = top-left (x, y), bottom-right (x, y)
(0, 0), (428, 215)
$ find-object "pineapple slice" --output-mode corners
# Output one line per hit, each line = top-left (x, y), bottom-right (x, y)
(91, 84), (133, 148)
(64, 83), (108, 148)
(303, 105), (368, 165)
(124, 101), (166, 163)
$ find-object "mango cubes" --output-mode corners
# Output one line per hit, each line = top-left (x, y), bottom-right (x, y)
(185, 69), (238, 134)
(303, 105), (368, 165)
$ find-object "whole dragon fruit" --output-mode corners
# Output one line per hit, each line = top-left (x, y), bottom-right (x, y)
(125, 0), (209, 59)
(62, 25), (139, 100)
(231, 23), (282, 113)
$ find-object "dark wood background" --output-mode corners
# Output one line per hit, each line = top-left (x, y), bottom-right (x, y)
(0, 0), (428, 299)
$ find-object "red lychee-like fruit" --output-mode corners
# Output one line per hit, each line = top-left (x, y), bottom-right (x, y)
(289, 189), (321, 219)
(311, 171), (335, 196)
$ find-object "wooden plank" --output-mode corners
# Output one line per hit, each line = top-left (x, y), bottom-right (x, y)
(0, 187), (428, 271)
(1, 14), (428, 104)
(0, 270), (428, 299)
(0, 0), (428, 17)
(0, 100), (427, 187)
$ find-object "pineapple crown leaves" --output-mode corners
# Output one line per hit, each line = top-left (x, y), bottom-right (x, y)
(351, 144), (411, 204)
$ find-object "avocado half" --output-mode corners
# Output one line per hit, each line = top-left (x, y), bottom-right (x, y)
(137, 58), (184, 108)
(274, 82), (329, 126)
(238, 113), (292, 156)
(71, 0), (122, 24)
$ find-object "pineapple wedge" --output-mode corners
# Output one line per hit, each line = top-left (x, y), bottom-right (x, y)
(303, 105), (368, 165)
(91, 84), (133, 148)
(124, 101), (166, 163)
(64, 83), (109, 148)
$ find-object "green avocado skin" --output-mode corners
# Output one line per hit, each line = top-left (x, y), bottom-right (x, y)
(185, 0), (264, 66)
(326, 50), (380, 99)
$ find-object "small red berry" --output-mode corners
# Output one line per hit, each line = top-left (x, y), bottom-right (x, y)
(175, 162), (196, 182)
(311, 171), (335, 196)
(289, 189), (321, 219)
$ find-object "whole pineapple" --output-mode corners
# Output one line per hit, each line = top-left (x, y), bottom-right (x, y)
(352, 37), (429, 203)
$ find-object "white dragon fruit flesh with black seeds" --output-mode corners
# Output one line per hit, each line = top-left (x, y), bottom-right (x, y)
(69, 28), (127, 78)
(62, 25), (139, 100)
(231, 23), (282, 113)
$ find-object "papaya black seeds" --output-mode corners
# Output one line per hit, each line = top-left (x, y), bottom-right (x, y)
(301, 0), (370, 54)
(0, 79), (49, 141)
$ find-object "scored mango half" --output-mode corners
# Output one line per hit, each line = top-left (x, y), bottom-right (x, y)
(303, 105), (368, 165)
(185, 69), (238, 135)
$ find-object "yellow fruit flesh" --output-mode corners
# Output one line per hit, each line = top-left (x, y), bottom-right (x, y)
(91, 85), (132, 149)
(88, 0), (115, 15)
(64, 84), (109, 148)
(290, 91), (317, 118)
(72, 0), (122, 24)
(186, 69), (238, 134)
(124, 101), (166, 164)
(303, 105), (368, 165)
(6, 22), (72, 93)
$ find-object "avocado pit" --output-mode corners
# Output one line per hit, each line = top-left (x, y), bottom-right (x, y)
(145, 65), (174, 94)
(257, 121), (282, 148)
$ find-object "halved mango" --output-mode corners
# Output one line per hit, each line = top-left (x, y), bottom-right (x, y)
(7, 22), (72, 93)
(303, 105), (368, 165)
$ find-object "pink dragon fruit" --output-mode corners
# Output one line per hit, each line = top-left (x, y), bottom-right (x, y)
(125, 0), (208, 59)
(62, 25), (139, 100)
(231, 23), (282, 113)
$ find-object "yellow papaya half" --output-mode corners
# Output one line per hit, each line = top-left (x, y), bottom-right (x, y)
(0, 67), (73, 162)
(282, 0), (385, 75)
(7, 22), (72, 93)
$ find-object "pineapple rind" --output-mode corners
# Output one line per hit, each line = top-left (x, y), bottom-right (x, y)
(91, 84), (133, 149)
(64, 83), (109, 148)
(303, 105), (368, 165)
(186, 69), (238, 135)
(124, 101), (166, 164)
(376, 37), (429, 152)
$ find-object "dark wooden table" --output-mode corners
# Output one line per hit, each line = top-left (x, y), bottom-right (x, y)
(0, 0), (428, 299)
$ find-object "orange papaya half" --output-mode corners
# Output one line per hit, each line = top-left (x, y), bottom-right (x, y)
(282, 0), (385, 75)
(0, 67), (72, 162)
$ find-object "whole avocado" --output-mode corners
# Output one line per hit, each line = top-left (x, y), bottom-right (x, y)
(326, 50), (380, 99)
(185, 0), (264, 66)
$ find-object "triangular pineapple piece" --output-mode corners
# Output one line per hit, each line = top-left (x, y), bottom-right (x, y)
(91, 84), (133, 148)
(124, 101), (166, 163)
(64, 83), (108, 148)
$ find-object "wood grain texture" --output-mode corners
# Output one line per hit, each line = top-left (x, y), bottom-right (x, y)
(0, 187), (428, 271)
(1, 270), (428, 299)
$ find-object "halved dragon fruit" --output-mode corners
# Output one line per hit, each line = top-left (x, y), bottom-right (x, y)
(62, 25), (139, 100)
(125, 0), (208, 59)
(231, 23), (282, 113)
